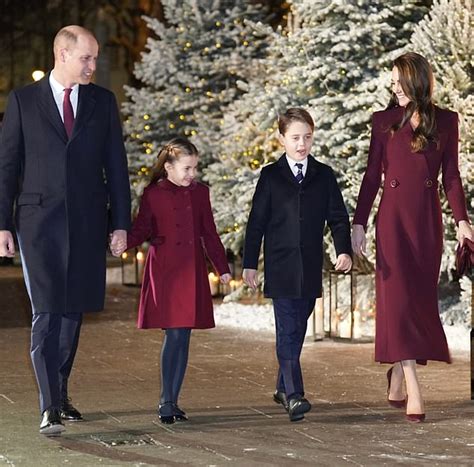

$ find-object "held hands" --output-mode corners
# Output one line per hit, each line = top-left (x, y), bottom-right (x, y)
(109, 229), (127, 257)
(351, 224), (366, 257)
(0, 231), (15, 257)
(220, 273), (232, 284)
(457, 220), (473, 245)
(242, 268), (258, 291)
(335, 254), (352, 273)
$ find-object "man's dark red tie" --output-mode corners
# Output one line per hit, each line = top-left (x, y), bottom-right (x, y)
(63, 88), (74, 138)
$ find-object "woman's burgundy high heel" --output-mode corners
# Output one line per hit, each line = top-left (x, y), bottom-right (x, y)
(405, 395), (425, 422)
(386, 367), (406, 409)
(406, 413), (426, 423)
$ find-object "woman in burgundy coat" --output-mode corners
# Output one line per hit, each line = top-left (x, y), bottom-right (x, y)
(352, 53), (472, 422)
(116, 138), (231, 424)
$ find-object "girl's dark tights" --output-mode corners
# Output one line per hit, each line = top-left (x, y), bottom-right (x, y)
(160, 328), (192, 405)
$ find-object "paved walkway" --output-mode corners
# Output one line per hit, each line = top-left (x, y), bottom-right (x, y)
(0, 268), (473, 466)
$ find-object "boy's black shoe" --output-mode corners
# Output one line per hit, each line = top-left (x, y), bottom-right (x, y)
(273, 390), (289, 411)
(288, 397), (311, 422)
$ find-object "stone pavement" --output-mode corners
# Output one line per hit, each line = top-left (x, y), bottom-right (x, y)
(0, 267), (473, 466)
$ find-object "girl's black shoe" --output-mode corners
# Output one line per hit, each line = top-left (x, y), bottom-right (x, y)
(173, 403), (188, 422)
(158, 402), (176, 424)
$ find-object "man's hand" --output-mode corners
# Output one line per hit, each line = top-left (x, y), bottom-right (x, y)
(0, 231), (15, 257)
(109, 229), (127, 257)
(242, 268), (258, 291)
(335, 253), (352, 273)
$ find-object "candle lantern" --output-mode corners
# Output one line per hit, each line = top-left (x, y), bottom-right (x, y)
(311, 296), (325, 341)
(121, 247), (146, 286)
(324, 260), (375, 342)
(208, 271), (221, 296)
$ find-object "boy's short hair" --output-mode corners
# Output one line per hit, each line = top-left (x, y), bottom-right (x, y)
(278, 108), (314, 135)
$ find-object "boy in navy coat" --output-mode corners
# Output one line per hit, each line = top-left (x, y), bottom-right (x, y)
(243, 108), (352, 422)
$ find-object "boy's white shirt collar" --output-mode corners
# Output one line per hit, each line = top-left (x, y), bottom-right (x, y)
(285, 153), (308, 177)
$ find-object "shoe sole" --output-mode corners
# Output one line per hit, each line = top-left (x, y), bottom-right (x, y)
(159, 416), (175, 424)
(290, 414), (305, 422)
(40, 424), (66, 436)
(61, 417), (84, 422)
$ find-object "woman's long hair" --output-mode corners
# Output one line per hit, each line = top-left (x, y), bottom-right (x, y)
(149, 137), (199, 185)
(388, 52), (437, 152)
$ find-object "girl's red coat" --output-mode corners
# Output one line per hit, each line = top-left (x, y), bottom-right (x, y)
(127, 179), (230, 329)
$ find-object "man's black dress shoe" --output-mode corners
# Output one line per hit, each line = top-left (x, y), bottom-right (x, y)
(158, 402), (175, 424)
(288, 397), (311, 422)
(40, 409), (65, 436)
(60, 399), (83, 421)
(273, 390), (289, 411)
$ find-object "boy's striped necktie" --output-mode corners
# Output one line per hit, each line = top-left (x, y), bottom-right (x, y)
(295, 163), (304, 183)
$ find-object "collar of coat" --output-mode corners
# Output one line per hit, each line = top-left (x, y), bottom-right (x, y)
(158, 178), (198, 192)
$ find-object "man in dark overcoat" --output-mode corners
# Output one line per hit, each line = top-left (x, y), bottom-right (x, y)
(243, 108), (352, 422)
(0, 26), (131, 435)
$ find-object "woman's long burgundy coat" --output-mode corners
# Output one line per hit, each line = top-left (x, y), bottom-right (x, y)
(127, 179), (230, 329)
(353, 106), (468, 364)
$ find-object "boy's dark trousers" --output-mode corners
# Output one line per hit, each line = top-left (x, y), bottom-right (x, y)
(273, 298), (315, 400)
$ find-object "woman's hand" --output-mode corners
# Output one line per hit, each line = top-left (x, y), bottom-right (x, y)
(242, 268), (258, 291)
(335, 254), (352, 273)
(220, 273), (232, 284)
(351, 224), (367, 257)
(457, 220), (473, 245)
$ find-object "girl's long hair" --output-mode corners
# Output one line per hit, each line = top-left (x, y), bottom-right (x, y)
(149, 137), (199, 185)
(388, 52), (437, 152)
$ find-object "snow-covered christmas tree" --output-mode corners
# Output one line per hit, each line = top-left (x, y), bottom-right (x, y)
(205, 0), (428, 265)
(123, 0), (270, 209)
(410, 0), (473, 275)
(411, 0), (473, 327)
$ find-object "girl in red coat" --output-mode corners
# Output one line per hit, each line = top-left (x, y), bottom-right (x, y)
(352, 53), (472, 422)
(115, 138), (231, 424)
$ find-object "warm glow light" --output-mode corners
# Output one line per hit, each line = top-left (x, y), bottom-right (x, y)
(32, 70), (45, 81)
(136, 251), (145, 261)
(121, 252), (128, 259)
(208, 272), (219, 283)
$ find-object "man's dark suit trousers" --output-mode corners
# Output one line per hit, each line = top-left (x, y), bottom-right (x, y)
(30, 312), (82, 413)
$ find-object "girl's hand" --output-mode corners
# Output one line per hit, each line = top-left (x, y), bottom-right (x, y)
(109, 231), (127, 257)
(351, 224), (366, 257)
(335, 254), (352, 273)
(457, 220), (473, 245)
(220, 273), (232, 284)
(242, 268), (258, 291)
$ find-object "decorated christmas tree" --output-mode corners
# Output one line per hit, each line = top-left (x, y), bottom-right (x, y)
(123, 0), (270, 209)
